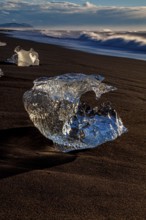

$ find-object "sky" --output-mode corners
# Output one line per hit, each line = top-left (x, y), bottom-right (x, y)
(0, 0), (146, 30)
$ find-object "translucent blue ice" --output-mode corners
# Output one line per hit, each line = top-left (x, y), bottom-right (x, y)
(23, 73), (127, 152)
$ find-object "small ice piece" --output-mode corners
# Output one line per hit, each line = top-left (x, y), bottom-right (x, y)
(0, 68), (4, 77)
(23, 73), (127, 152)
(0, 41), (6, 47)
(13, 46), (40, 66)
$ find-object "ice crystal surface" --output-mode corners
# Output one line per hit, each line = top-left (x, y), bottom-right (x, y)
(23, 73), (127, 152)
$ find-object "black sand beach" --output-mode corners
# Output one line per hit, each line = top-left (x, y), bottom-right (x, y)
(0, 33), (146, 219)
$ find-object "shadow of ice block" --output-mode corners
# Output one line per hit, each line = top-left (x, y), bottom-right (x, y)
(23, 73), (127, 152)
(10, 46), (40, 66)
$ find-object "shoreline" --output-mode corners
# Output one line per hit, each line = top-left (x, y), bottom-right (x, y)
(0, 33), (146, 219)
(1, 29), (146, 61)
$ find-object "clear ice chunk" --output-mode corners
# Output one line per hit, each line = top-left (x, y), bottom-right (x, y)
(23, 73), (127, 152)
(9, 46), (40, 66)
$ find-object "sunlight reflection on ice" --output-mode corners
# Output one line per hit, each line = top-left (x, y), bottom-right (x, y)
(23, 73), (127, 152)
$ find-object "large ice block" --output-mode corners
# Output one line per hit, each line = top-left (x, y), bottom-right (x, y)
(23, 73), (127, 152)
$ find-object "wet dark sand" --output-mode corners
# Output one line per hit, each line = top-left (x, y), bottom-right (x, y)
(0, 33), (146, 219)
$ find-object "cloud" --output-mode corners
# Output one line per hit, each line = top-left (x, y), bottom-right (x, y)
(83, 2), (96, 8)
(0, 1), (146, 29)
(39, 1), (79, 12)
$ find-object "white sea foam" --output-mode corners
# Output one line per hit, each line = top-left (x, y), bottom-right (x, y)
(41, 30), (146, 50)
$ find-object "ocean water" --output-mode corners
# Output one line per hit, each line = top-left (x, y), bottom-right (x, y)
(3, 29), (146, 61)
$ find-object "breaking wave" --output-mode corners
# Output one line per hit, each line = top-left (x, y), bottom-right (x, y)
(41, 30), (146, 52)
